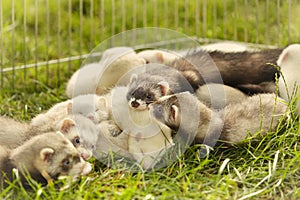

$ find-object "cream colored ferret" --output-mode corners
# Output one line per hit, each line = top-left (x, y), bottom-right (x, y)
(66, 47), (145, 98)
(278, 44), (300, 114)
(0, 131), (92, 188)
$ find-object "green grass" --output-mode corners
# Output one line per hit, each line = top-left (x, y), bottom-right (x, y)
(0, 0), (300, 199)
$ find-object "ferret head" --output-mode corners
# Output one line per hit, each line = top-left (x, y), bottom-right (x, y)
(277, 44), (300, 69)
(149, 94), (181, 130)
(10, 131), (92, 185)
(149, 92), (202, 148)
(67, 94), (109, 123)
(149, 92), (199, 131)
(59, 116), (98, 161)
(127, 74), (170, 110)
(39, 132), (92, 179)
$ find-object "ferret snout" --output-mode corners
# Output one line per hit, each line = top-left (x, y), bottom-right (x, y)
(131, 100), (140, 108)
(81, 152), (91, 161)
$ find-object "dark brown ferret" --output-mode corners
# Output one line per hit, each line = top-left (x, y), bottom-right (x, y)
(169, 48), (283, 94)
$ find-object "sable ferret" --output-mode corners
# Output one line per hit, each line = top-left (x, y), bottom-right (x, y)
(0, 131), (92, 189)
(1, 116), (96, 161)
(169, 48), (283, 94)
(278, 44), (300, 114)
(127, 48), (282, 111)
(149, 92), (288, 146)
(126, 64), (194, 110)
(208, 48), (283, 94)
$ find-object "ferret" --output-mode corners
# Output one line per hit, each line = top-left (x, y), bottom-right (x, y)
(31, 94), (109, 126)
(207, 48), (283, 94)
(126, 64), (195, 110)
(168, 48), (283, 95)
(137, 49), (180, 64)
(278, 44), (300, 114)
(126, 50), (226, 111)
(95, 86), (174, 170)
(195, 83), (247, 110)
(57, 115), (99, 160)
(66, 47), (145, 98)
(0, 131), (92, 189)
(149, 92), (288, 146)
(149, 92), (222, 146)
(0, 116), (32, 148)
(218, 93), (288, 144)
(1, 116), (96, 161)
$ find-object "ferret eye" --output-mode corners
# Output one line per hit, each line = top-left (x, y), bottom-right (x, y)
(64, 160), (71, 166)
(62, 159), (72, 170)
(146, 94), (152, 100)
(73, 137), (81, 146)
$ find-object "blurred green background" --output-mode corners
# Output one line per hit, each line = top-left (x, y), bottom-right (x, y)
(1, 0), (299, 91)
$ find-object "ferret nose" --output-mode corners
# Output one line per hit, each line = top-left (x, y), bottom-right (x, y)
(131, 101), (140, 108)
(81, 153), (91, 161)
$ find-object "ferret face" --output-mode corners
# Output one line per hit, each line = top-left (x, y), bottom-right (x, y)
(60, 117), (98, 161)
(149, 95), (180, 130)
(127, 74), (170, 110)
(41, 132), (92, 180)
(127, 86), (159, 110)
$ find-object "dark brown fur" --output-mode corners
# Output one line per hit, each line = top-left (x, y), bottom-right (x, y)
(209, 49), (282, 94)
(168, 49), (283, 94)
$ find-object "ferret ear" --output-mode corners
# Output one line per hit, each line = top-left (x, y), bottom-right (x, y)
(130, 74), (138, 83)
(40, 148), (54, 162)
(60, 118), (76, 133)
(158, 81), (169, 96)
(171, 105), (179, 123)
(67, 102), (73, 114)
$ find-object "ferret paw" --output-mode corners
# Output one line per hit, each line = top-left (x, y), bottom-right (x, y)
(107, 121), (122, 137)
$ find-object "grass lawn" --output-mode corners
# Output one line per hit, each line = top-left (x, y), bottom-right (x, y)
(0, 0), (300, 199)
